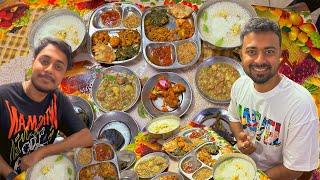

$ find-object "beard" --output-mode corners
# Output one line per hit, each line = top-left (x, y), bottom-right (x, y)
(244, 63), (277, 84)
(30, 74), (56, 93)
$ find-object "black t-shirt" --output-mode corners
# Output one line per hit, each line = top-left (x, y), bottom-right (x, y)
(0, 82), (86, 173)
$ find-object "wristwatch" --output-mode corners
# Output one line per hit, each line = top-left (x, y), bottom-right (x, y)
(5, 171), (17, 180)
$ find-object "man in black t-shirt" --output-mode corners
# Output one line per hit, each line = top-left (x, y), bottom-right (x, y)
(0, 38), (93, 179)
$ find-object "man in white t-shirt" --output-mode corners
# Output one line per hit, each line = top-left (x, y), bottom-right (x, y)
(228, 17), (319, 180)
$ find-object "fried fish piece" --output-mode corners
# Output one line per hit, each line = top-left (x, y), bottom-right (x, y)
(92, 43), (116, 63)
(169, 4), (193, 19)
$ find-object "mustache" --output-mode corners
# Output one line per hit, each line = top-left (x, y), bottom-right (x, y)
(38, 73), (55, 83)
(249, 63), (271, 69)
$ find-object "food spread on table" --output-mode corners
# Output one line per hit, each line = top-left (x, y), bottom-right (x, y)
(3, 0), (320, 179)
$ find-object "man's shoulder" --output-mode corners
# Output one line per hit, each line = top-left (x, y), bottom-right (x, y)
(0, 82), (21, 96)
(282, 76), (313, 103)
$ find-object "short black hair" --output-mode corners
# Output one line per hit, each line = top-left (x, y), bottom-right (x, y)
(240, 17), (281, 46)
(34, 37), (73, 69)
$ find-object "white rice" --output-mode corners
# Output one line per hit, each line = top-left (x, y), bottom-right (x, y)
(34, 15), (86, 51)
(199, 1), (251, 47)
(29, 155), (75, 180)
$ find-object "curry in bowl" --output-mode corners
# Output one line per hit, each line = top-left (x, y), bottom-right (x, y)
(147, 116), (180, 134)
(96, 72), (136, 111)
(197, 62), (240, 102)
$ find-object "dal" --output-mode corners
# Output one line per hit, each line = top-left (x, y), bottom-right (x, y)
(214, 157), (256, 180)
(147, 118), (180, 134)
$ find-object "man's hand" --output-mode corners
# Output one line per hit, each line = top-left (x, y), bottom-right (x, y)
(237, 131), (256, 155)
(20, 149), (44, 171)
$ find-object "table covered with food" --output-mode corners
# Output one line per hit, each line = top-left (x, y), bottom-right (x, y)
(1, 0), (320, 179)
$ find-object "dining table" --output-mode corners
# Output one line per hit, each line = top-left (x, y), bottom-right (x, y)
(0, 0), (320, 179)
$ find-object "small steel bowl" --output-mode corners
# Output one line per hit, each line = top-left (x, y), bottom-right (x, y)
(28, 9), (87, 54)
(151, 172), (184, 180)
(146, 115), (181, 140)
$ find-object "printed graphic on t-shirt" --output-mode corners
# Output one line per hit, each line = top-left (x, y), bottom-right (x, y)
(4, 94), (58, 172)
(237, 104), (281, 146)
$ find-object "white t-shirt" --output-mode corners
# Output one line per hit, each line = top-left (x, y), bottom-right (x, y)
(228, 75), (319, 171)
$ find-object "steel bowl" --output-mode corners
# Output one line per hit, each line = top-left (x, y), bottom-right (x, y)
(192, 108), (236, 145)
(146, 115), (181, 139)
(212, 153), (257, 180)
(195, 56), (245, 104)
(90, 111), (140, 151)
(28, 9), (87, 54)
(91, 65), (141, 112)
(197, 0), (257, 49)
(67, 95), (95, 129)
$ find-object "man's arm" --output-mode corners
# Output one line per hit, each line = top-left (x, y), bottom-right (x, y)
(266, 164), (303, 180)
(230, 122), (256, 155)
(230, 122), (243, 140)
(0, 155), (14, 178)
(20, 128), (93, 170)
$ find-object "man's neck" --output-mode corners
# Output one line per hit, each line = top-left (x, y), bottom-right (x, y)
(254, 74), (282, 93)
(23, 81), (48, 102)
